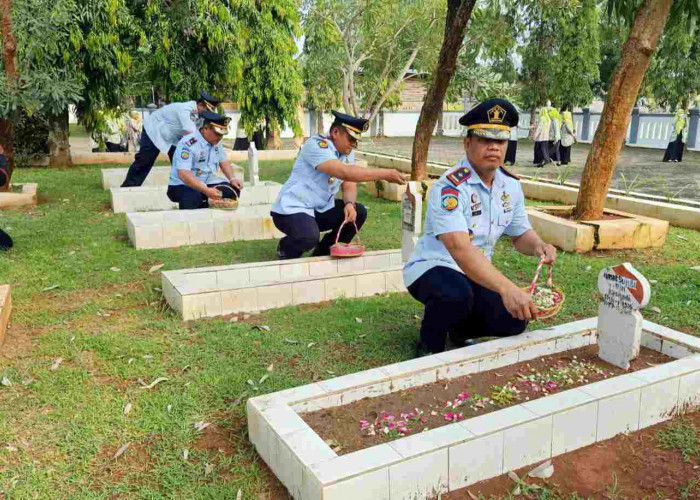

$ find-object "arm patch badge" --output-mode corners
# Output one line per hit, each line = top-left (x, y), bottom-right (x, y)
(180, 150), (190, 160)
(317, 140), (329, 149)
(447, 167), (471, 186)
(441, 186), (459, 212)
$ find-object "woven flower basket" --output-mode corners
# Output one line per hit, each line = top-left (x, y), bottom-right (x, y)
(523, 261), (565, 320)
(330, 220), (365, 258)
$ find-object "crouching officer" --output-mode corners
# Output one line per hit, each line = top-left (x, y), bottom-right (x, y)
(271, 111), (407, 259)
(122, 90), (221, 187)
(167, 112), (243, 209)
(403, 99), (557, 356)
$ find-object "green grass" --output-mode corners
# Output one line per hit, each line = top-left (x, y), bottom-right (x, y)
(656, 418), (700, 462)
(0, 161), (699, 498)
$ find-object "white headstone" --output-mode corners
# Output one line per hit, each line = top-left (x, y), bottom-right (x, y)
(401, 182), (422, 263)
(248, 142), (259, 186)
(597, 263), (651, 370)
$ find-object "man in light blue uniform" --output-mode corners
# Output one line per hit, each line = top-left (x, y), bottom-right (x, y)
(167, 112), (242, 209)
(122, 91), (221, 187)
(271, 111), (406, 259)
(404, 98), (557, 356)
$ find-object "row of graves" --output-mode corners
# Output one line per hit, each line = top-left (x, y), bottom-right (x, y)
(38, 154), (700, 499)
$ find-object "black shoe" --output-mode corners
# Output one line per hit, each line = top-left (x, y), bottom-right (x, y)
(447, 329), (467, 349)
(276, 241), (285, 260)
(415, 341), (434, 358)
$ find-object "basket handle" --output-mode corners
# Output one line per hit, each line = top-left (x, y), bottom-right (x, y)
(528, 258), (554, 294)
(334, 219), (362, 246)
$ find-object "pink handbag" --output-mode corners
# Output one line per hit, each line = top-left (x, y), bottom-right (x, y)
(330, 220), (365, 258)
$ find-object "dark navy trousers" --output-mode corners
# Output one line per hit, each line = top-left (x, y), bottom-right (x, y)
(121, 130), (175, 187)
(407, 266), (528, 353)
(167, 182), (239, 210)
(271, 200), (367, 259)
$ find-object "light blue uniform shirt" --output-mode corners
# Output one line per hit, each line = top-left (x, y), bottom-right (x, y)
(271, 135), (354, 216)
(169, 130), (228, 186)
(143, 101), (199, 153)
(403, 158), (532, 287)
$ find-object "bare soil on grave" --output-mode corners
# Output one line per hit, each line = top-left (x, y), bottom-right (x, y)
(542, 209), (630, 221)
(441, 410), (700, 500)
(301, 345), (672, 455)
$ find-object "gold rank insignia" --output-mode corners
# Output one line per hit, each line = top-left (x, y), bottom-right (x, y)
(488, 105), (507, 124)
(328, 177), (336, 184)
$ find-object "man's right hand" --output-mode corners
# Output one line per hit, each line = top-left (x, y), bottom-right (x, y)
(383, 169), (408, 185)
(207, 187), (223, 199)
(501, 285), (538, 321)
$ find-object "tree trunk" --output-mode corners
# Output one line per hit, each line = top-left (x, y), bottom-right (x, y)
(573, 0), (672, 220)
(265, 118), (281, 150)
(410, 0), (477, 180)
(318, 111), (325, 136)
(0, 0), (18, 191)
(48, 109), (73, 168)
(529, 106), (537, 140)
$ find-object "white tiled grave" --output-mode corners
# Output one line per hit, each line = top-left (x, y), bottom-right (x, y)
(162, 249), (404, 320)
(126, 204), (280, 250)
(247, 318), (700, 500)
(101, 165), (243, 190)
(110, 181), (281, 213)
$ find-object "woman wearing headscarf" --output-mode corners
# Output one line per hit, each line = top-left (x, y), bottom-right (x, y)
(559, 105), (577, 165)
(532, 104), (551, 167)
(548, 106), (562, 166)
(126, 112), (142, 153)
(662, 108), (688, 162)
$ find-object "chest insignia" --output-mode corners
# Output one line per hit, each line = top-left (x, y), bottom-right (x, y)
(447, 167), (471, 186)
(441, 186), (459, 212)
(470, 192), (478, 204)
(501, 192), (513, 212)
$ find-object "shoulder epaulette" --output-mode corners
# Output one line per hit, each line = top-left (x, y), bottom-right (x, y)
(499, 166), (520, 181)
(446, 166), (471, 186)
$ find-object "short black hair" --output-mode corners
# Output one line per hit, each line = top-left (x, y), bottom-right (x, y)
(329, 120), (343, 133)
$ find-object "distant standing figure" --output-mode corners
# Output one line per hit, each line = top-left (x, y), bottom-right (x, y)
(532, 104), (551, 167)
(548, 107), (562, 166)
(662, 108), (688, 163)
(559, 106), (577, 165)
(126, 112), (142, 153)
(504, 126), (518, 166)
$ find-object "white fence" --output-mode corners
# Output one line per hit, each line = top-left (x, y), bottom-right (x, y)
(70, 106), (700, 150)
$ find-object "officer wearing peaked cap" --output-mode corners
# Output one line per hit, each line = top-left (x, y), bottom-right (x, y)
(271, 110), (408, 259)
(403, 98), (557, 356)
(167, 111), (243, 209)
(122, 90), (222, 187)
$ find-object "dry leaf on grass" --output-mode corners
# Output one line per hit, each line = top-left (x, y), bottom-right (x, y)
(258, 374), (269, 385)
(528, 459), (554, 479)
(267, 364), (274, 372)
(193, 421), (211, 431)
(231, 392), (248, 407)
(41, 285), (60, 292)
(1, 376), (11, 387)
(284, 338), (299, 344)
(355, 318), (363, 324)
(183, 449), (189, 460)
(140, 377), (168, 390)
(307, 342), (316, 348)
(204, 463), (214, 475)
(50, 358), (63, 371)
(236, 490), (242, 500)
(110, 267), (120, 272)
(112, 444), (129, 459)
(254, 325), (270, 332)
(123, 403), (132, 417)
(148, 263), (165, 274)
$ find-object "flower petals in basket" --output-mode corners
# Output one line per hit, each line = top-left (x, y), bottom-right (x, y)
(522, 260), (565, 320)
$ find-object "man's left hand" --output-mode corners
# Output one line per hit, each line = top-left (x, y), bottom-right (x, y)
(344, 202), (357, 223)
(535, 242), (557, 264)
(230, 178), (243, 191)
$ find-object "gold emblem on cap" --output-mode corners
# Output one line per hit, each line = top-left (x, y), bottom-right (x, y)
(488, 105), (506, 124)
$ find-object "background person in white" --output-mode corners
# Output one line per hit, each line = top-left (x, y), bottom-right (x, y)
(403, 99), (557, 356)
(270, 111), (407, 259)
(167, 112), (243, 209)
(121, 91), (221, 187)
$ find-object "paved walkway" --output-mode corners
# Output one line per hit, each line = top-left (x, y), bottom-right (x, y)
(360, 137), (700, 202)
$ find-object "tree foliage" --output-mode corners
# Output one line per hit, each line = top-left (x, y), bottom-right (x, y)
(236, 0), (303, 137)
(302, 0), (446, 120)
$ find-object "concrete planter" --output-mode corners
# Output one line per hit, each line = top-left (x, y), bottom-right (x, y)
(248, 318), (700, 500)
(0, 285), (10, 348)
(78, 149), (298, 166)
(101, 166), (243, 190)
(162, 250), (404, 320)
(365, 179), (435, 202)
(0, 184), (38, 209)
(521, 180), (700, 231)
(527, 206), (669, 253)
